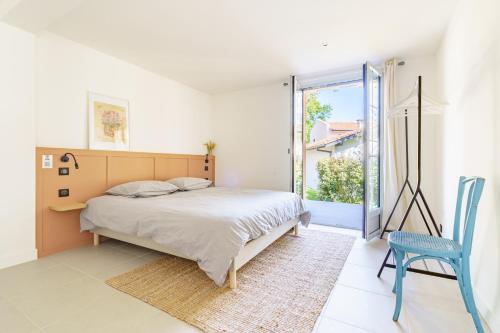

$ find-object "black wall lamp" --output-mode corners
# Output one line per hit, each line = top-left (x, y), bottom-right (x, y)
(61, 153), (79, 169)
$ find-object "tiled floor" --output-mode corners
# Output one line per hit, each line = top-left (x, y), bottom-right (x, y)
(0, 228), (490, 333)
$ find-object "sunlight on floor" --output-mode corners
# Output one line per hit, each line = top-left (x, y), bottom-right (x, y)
(312, 230), (491, 333)
(0, 226), (490, 332)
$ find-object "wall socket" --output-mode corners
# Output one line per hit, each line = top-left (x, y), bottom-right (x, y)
(58, 189), (69, 197)
(59, 167), (69, 176)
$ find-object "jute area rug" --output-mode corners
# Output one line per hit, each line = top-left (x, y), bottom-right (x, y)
(106, 229), (355, 333)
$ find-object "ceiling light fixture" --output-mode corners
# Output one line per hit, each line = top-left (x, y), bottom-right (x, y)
(322, 42), (328, 47)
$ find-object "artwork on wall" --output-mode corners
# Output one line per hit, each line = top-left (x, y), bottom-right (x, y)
(88, 93), (130, 151)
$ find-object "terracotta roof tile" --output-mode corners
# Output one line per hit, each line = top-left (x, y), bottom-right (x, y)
(328, 121), (360, 131)
(307, 121), (362, 150)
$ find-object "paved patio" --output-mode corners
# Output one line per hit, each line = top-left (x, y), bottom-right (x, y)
(305, 199), (363, 230)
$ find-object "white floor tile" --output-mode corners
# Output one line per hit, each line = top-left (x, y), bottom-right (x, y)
(92, 251), (165, 280)
(337, 263), (395, 297)
(405, 300), (479, 333)
(309, 224), (362, 237)
(121, 311), (201, 333)
(42, 287), (162, 333)
(323, 285), (411, 333)
(0, 228), (490, 333)
(0, 264), (83, 302)
(13, 276), (110, 328)
(345, 247), (389, 269)
(315, 316), (370, 333)
(0, 298), (40, 332)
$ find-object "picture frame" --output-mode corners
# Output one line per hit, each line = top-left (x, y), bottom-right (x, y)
(88, 92), (130, 151)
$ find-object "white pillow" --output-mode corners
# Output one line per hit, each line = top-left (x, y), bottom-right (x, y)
(166, 177), (212, 191)
(106, 180), (179, 197)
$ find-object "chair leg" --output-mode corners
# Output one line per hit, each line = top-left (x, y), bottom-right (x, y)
(462, 260), (484, 333)
(391, 249), (397, 294)
(456, 273), (471, 313)
(452, 259), (470, 313)
(393, 250), (405, 321)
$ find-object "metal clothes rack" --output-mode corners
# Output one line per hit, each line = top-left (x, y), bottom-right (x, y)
(377, 76), (456, 280)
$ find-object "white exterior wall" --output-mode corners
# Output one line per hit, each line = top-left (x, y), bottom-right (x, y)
(310, 120), (329, 143)
(305, 149), (329, 190)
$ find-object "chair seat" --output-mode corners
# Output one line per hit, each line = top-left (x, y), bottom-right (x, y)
(388, 231), (462, 258)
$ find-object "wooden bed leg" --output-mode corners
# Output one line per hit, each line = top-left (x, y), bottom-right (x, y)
(293, 224), (299, 236)
(93, 233), (100, 246)
(229, 260), (237, 289)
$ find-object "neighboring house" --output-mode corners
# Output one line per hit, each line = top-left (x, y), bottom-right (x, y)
(306, 120), (363, 190)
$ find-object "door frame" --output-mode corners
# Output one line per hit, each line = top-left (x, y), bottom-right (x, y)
(291, 75), (373, 234)
(362, 63), (384, 240)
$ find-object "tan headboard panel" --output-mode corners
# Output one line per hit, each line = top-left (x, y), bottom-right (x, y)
(36, 147), (215, 257)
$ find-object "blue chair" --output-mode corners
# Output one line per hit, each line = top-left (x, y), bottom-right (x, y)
(388, 176), (485, 333)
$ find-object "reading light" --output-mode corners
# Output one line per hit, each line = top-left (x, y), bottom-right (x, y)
(61, 153), (79, 169)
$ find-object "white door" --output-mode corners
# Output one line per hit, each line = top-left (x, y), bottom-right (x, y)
(291, 75), (304, 197)
(363, 63), (384, 240)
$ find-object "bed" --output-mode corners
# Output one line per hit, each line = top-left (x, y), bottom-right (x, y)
(80, 187), (310, 288)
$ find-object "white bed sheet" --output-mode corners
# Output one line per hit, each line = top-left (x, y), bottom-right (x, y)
(80, 187), (310, 285)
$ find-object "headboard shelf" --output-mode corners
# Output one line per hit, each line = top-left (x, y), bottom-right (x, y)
(49, 202), (87, 212)
(36, 147), (215, 257)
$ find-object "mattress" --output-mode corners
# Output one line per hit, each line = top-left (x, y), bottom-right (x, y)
(80, 187), (310, 285)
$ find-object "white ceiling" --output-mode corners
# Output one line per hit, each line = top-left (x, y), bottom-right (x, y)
(2, 0), (458, 94)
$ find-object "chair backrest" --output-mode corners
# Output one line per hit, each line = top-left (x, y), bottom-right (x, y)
(453, 176), (485, 257)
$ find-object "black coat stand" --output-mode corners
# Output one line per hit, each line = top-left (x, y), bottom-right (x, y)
(377, 76), (456, 280)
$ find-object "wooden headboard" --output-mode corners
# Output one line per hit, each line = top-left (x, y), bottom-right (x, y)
(35, 147), (215, 257)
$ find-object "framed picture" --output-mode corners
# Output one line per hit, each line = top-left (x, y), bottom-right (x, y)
(88, 93), (130, 151)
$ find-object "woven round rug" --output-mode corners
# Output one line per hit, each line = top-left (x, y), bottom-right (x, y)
(106, 229), (355, 333)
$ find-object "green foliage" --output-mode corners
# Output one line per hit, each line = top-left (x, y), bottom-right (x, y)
(294, 161), (303, 197)
(316, 157), (364, 204)
(305, 187), (319, 200)
(305, 94), (332, 143)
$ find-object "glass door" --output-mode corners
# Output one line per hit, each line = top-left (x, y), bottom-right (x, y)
(291, 76), (304, 197)
(363, 63), (383, 240)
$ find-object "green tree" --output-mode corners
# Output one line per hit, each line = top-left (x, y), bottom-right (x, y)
(316, 157), (364, 204)
(306, 187), (319, 200)
(305, 93), (332, 143)
(294, 161), (303, 197)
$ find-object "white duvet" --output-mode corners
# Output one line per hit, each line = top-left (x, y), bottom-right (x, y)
(80, 187), (310, 285)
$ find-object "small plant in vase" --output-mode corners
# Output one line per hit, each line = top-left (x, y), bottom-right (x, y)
(204, 140), (216, 155)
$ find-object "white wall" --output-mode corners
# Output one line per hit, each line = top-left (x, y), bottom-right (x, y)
(436, 0), (500, 330)
(306, 149), (329, 190)
(0, 22), (36, 268)
(212, 82), (291, 191)
(36, 32), (213, 155)
(387, 56), (442, 231)
(310, 120), (329, 143)
(0, 30), (215, 269)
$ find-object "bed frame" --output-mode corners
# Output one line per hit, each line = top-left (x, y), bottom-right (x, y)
(92, 218), (300, 289)
(36, 147), (300, 289)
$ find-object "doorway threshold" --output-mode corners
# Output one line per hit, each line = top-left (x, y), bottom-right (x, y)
(308, 224), (362, 238)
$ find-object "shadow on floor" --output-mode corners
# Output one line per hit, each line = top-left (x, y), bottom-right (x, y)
(305, 200), (363, 230)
